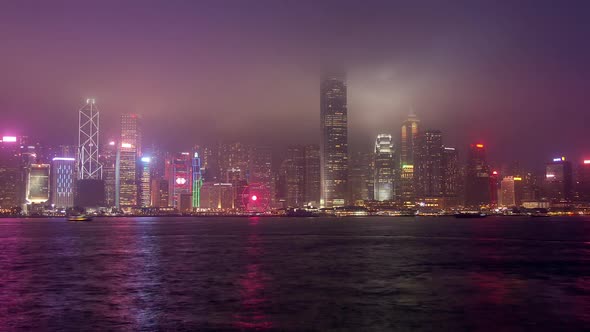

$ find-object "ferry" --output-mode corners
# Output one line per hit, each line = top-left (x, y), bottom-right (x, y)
(67, 214), (93, 222)
(454, 211), (487, 219)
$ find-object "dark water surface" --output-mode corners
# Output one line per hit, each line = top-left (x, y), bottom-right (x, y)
(1, 216), (590, 331)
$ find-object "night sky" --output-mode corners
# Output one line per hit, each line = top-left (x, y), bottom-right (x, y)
(1, 0), (589, 169)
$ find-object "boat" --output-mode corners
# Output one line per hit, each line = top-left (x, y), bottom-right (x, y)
(454, 212), (487, 218)
(67, 215), (93, 221)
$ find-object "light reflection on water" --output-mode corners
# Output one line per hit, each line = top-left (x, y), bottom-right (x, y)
(1, 216), (590, 330)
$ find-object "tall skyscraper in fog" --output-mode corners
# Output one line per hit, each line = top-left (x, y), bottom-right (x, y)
(304, 144), (321, 205)
(442, 147), (460, 206)
(374, 134), (394, 201)
(544, 157), (573, 202)
(320, 72), (348, 208)
(415, 130), (443, 199)
(400, 112), (419, 206)
(465, 143), (491, 207)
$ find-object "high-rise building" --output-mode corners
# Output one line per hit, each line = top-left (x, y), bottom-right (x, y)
(349, 151), (373, 204)
(400, 112), (420, 205)
(415, 130), (443, 199)
(576, 160), (590, 203)
(465, 143), (491, 208)
(150, 178), (169, 208)
(320, 72), (348, 208)
(374, 134), (394, 201)
(500, 176), (516, 207)
(0, 135), (24, 211)
(51, 157), (75, 209)
(544, 157), (573, 202)
(101, 140), (117, 207)
(192, 152), (203, 209)
(303, 144), (321, 205)
(442, 147), (460, 206)
(277, 146), (305, 207)
(26, 164), (50, 204)
(166, 152), (192, 209)
(139, 156), (151, 207)
(118, 114), (142, 208)
(249, 146), (272, 189)
(77, 99), (102, 180)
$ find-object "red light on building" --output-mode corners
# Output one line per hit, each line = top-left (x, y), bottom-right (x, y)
(584, 160), (590, 164)
(251, 195), (258, 201)
(476, 144), (484, 148)
(492, 171), (498, 175)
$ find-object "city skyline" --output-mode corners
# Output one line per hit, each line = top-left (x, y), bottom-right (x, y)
(1, 1), (589, 168)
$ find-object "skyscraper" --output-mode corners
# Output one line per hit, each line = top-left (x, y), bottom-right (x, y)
(415, 130), (443, 199)
(139, 156), (152, 207)
(543, 157), (573, 202)
(118, 114), (141, 208)
(374, 134), (394, 201)
(400, 112), (419, 206)
(77, 99), (102, 180)
(320, 72), (348, 207)
(51, 157), (75, 209)
(277, 146), (305, 207)
(26, 164), (50, 205)
(465, 143), (491, 208)
(192, 152), (203, 209)
(166, 152), (192, 209)
(442, 147), (460, 206)
(0, 135), (24, 211)
(304, 144), (321, 206)
(577, 160), (590, 203)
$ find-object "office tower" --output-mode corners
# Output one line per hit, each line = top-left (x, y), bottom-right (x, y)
(400, 112), (420, 205)
(101, 140), (117, 207)
(166, 152), (192, 209)
(577, 160), (590, 202)
(51, 157), (75, 209)
(117, 114), (141, 208)
(373, 134), (394, 201)
(349, 151), (373, 203)
(200, 145), (217, 182)
(278, 146), (305, 207)
(218, 142), (250, 183)
(521, 172), (540, 202)
(320, 72), (348, 207)
(0, 136), (24, 211)
(192, 152), (203, 208)
(121, 114), (142, 157)
(78, 99), (102, 179)
(544, 157), (573, 202)
(442, 147), (460, 206)
(150, 178), (169, 208)
(200, 182), (234, 210)
(415, 130), (444, 200)
(249, 145), (272, 189)
(139, 157), (151, 207)
(26, 164), (50, 205)
(303, 144), (321, 206)
(500, 176), (516, 207)
(464, 143), (491, 208)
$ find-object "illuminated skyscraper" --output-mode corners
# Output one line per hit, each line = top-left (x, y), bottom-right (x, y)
(320, 72), (348, 207)
(576, 160), (590, 202)
(26, 164), (50, 204)
(166, 152), (192, 209)
(77, 99), (102, 180)
(192, 152), (203, 208)
(51, 157), (75, 209)
(374, 134), (394, 201)
(415, 130), (443, 199)
(543, 157), (573, 202)
(118, 114), (141, 208)
(400, 112), (419, 205)
(304, 144), (321, 206)
(500, 176), (516, 207)
(465, 143), (491, 208)
(139, 157), (151, 207)
(0, 135), (24, 210)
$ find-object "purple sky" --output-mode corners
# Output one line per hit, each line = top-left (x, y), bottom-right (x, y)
(1, 0), (589, 169)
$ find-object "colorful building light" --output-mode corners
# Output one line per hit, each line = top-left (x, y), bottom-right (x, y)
(553, 158), (562, 162)
(52, 157), (75, 161)
(141, 156), (151, 163)
(584, 160), (590, 164)
(492, 171), (498, 175)
(121, 142), (132, 148)
(514, 177), (522, 181)
(476, 144), (484, 148)
(2, 136), (17, 142)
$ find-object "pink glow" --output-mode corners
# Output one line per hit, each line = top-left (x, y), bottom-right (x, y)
(2, 136), (17, 142)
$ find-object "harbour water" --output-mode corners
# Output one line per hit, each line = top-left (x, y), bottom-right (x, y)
(1, 216), (590, 331)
